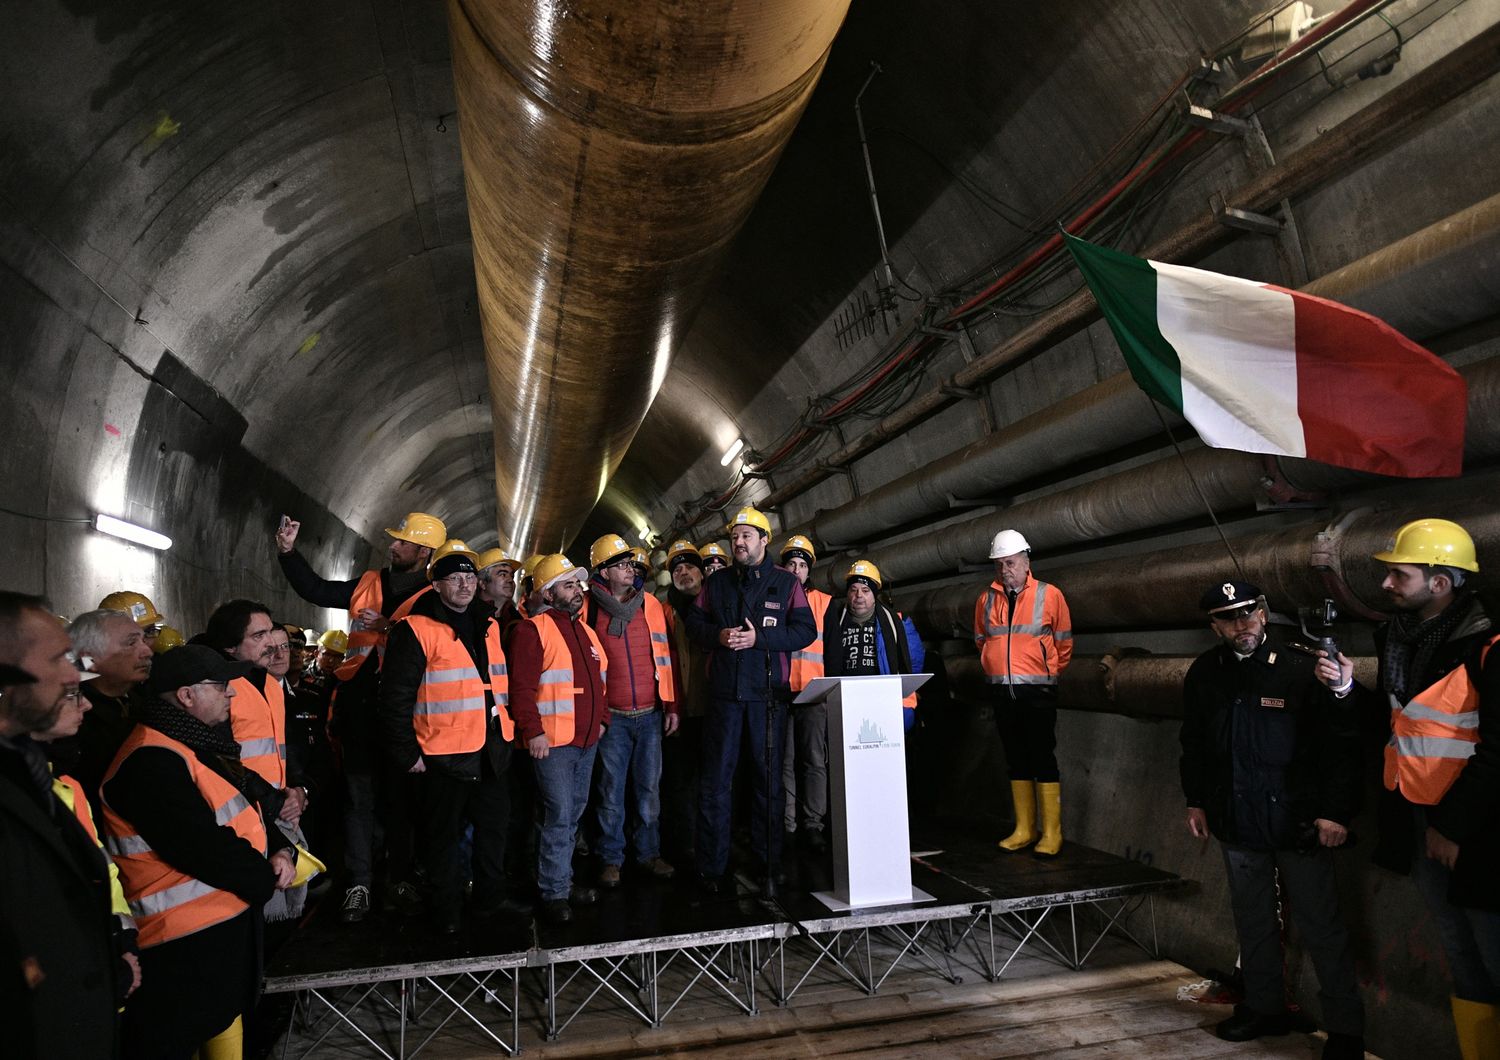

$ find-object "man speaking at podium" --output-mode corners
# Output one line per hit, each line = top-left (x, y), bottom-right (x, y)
(688, 506), (815, 892)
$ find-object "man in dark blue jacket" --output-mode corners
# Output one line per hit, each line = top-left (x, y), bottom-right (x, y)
(687, 507), (816, 891)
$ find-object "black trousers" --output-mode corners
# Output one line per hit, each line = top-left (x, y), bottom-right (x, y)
(660, 715), (704, 861)
(993, 689), (1059, 782)
(1221, 843), (1364, 1035)
(422, 746), (512, 917)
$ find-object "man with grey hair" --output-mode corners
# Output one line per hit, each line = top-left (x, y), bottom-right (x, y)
(0, 591), (123, 1057)
(63, 608), (154, 806)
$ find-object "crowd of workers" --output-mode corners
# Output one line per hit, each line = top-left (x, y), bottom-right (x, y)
(1, 503), (1496, 1059)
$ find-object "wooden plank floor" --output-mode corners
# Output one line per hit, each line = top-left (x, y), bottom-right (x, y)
(289, 946), (1373, 1058)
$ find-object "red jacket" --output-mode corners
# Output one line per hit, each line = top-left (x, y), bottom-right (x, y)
(508, 610), (609, 748)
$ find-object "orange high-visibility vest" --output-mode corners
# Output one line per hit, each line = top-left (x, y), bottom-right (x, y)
(403, 614), (514, 756)
(642, 594), (676, 702)
(101, 727), (267, 948)
(973, 574), (1073, 686)
(229, 674), (286, 788)
(1384, 636), (1496, 805)
(532, 613), (609, 747)
(338, 574), (431, 681)
(790, 589), (832, 692)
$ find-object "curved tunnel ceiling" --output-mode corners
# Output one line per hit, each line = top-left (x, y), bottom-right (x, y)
(4, 0), (1307, 561)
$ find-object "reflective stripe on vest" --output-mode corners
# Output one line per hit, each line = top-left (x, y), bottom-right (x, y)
(975, 577), (1066, 686)
(230, 675), (287, 788)
(790, 590), (832, 693)
(101, 726), (267, 948)
(533, 614), (609, 746)
(1383, 637), (1494, 805)
(403, 614), (514, 754)
(644, 595), (676, 701)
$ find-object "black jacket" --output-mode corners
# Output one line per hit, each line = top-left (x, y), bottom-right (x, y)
(1180, 635), (1360, 850)
(379, 591), (507, 781)
(0, 745), (121, 1059)
(686, 555), (816, 702)
(1361, 593), (1500, 910)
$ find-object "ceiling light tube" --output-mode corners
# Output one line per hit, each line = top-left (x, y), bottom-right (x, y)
(719, 438), (745, 467)
(94, 514), (172, 551)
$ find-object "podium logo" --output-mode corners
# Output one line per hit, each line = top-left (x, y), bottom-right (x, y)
(851, 717), (899, 751)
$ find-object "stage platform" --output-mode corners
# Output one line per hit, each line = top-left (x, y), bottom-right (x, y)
(266, 830), (1183, 1057)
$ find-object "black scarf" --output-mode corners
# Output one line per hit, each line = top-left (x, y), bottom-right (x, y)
(1383, 591), (1475, 702)
(140, 698), (279, 807)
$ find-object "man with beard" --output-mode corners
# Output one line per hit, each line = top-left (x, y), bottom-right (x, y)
(508, 555), (610, 923)
(381, 546), (524, 932)
(687, 507), (816, 893)
(662, 540), (709, 862)
(275, 511), (445, 922)
(1182, 581), (1364, 1057)
(780, 535), (833, 850)
(585, 533), (678, 889)
(63, 607), (155, 806)
(0, 592), (122, 1057)
(1318, 519), (1500, 1056)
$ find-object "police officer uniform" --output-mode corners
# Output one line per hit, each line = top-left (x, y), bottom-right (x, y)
(1179, 581), (1364, 1055)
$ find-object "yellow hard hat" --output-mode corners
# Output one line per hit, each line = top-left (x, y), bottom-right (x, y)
(780, 534), (817, 565)
(726, 506), (772, 538)
(845, 559), (883, 589)
(99, 591), (164, 628)
(700, 542), (729, 564)
(427, 538), (479, 579)
(1373, 518), (1479, 573)
(630, 546), (650, 572)
(520, 553), (546, 579)
(318, 629), (349, 654)
(666, 539), (701, 568)
(289, 844), (327, 888)
(151, 625), (186, 654)
(476, 548), (518, 573)
(534, 553), (585, 594)
(589, 533), (633, 570)
(385, 511), (447, 549)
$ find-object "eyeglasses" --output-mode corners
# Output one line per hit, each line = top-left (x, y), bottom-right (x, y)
(194, 680), (231, 692)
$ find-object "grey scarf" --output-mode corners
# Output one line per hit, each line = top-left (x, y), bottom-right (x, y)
(590, 583), (645, 637)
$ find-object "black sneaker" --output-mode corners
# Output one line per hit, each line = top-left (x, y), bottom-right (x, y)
(339, 885), (371, 923)
(384, 880), (424, 917)
(801, 829), (828, 853)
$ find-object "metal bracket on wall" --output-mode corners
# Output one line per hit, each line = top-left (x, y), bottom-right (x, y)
(946, 492), (1007, 510)
(1183, 102), (1254, 137)
(1211, 193), (1285, 236)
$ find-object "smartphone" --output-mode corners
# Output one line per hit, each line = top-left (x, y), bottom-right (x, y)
(279, 514), (291, 532)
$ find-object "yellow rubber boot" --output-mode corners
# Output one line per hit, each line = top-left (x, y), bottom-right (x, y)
(1033, 782), (1064, 858)
(998, 780), (1037, 851)
(1451, 996), (1500, 1060)
(196, 1015), (244, 1060)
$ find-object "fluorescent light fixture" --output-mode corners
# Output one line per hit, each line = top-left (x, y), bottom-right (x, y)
(638, 526), (652, 543)
(719, 438), (745, 467)
(94, 514), (172, 551)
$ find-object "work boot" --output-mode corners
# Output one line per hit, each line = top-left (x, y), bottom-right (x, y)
(1215, 1005), (1292, 1041)
(383, 880), (424, 917)
(801, 828), (828, 853)
(1451, 996), (1500, 1060)
(1033, 781), (1064, 857)
(998, 780), (1037, 851)
(599, 864), (621, 889)
(541, 899), (572, 924)
(637, 857), (675, 880)
(339, 884), (371, 923)
(569, 885), (599, 906)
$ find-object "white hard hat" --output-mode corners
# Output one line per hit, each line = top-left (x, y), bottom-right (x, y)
(989, 529), (1031, 559)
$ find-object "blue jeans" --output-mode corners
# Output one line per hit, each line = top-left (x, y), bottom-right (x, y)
(1410, 808), (1500, 1002)
(532, 744), (598, 901)
(697, 698), (787, 879)
(595, 709), (663, 866)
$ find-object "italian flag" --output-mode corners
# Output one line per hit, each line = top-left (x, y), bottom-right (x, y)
(1064, 234), (1466, 478)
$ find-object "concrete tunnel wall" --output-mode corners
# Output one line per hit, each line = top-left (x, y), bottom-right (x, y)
(4, 1), (1500, 1056)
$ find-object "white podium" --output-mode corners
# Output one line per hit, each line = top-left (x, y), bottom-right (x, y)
(795, 673), (932, 910)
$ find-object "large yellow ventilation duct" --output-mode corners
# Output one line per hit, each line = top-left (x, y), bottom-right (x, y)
(448, 0), (851, 553)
